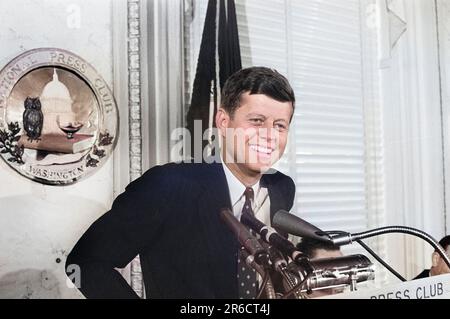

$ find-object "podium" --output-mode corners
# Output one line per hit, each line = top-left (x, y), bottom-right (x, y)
(322, 273), (450, 299)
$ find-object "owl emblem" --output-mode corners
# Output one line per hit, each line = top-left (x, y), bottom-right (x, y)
(23, 97), (44, 142)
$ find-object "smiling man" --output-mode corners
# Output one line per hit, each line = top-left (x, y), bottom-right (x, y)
(219, 91), (290, 182)
(66, 67), (296, 299)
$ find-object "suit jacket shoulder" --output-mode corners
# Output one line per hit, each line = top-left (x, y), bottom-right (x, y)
(263, 169), (295, 193)
(137, 161), (216, 187)
(134, 162), (296, 210)
(262, 169), (296, 215)
(413, 269), (430, 280)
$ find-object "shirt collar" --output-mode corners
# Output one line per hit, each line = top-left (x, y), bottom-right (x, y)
(220, 155), (260, 207)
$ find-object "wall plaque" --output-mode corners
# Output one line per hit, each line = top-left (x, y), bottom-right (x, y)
(0, 48), (118, 185)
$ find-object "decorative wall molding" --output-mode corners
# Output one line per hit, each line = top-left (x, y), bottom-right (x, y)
(111, 0), (185, 299)
(127, 0), (144, 298)
(128, 0), (143, 182)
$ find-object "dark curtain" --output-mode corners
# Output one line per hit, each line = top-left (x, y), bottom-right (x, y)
(186, 0), (242, 159)
(219, 0), (242, 90)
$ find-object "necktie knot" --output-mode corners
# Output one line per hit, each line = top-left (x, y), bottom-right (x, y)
(244, 187), (254, 202)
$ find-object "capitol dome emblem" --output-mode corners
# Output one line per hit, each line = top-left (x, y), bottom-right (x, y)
(0, 48), (119, 185)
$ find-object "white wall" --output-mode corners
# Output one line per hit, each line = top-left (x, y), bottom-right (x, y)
(0, 0), (119, 298)
(438, 0), (450, 235)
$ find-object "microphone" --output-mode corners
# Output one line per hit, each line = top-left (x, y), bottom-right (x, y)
(267, 244), (288, 271)
(272, 210), (332, 242)
(288, 254), (375, 292)
(220, 208), (269, 266)
(240, 212), (306, 262)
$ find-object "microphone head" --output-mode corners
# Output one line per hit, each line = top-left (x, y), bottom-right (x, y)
(272, 210), (332, 242)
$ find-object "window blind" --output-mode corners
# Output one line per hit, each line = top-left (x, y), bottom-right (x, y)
(185, 0), (385, 275)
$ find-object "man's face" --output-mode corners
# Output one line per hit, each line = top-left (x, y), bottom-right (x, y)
(217, 92), (293, 175)
(431, 246), (450, 276)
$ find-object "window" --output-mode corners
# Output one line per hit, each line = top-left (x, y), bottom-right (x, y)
(185, 0), (386, 283)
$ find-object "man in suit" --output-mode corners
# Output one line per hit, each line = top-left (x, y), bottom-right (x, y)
(414, 235), (450, 280)
(65, 66), (296, 299)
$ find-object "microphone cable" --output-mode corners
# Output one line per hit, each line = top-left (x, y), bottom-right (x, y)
(281, 272), (312, 299)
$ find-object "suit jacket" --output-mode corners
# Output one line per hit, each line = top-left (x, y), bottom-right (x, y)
(413, 269), (430, 280)
(66, 161), (296, 299)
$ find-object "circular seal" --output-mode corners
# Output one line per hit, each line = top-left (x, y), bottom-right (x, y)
(0, 48), (118, 185)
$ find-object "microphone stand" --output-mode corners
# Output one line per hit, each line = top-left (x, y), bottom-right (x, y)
(330, 226), (450, 269)
(240, 249), (277, 299)
(272, 210), (450, 282)
(240, 212), (314, 298)
(281, 271), (311, 299)
(262, 242), (306, 299)
(219, 208), (278, 299)
(327, 230), (406, 282)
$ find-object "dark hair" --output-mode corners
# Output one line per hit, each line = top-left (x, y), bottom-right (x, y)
(296, 238), (340, 259)
(438, 235), (450, 251)
(221, 66), (295, 117)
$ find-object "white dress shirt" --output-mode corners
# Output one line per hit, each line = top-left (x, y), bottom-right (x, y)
(221, 160), (271, 226)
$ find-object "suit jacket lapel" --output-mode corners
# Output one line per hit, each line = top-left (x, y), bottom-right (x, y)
(261, 173), (283, 223)
(261, 173), (290, 238)
(196, 162), (239, 298)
